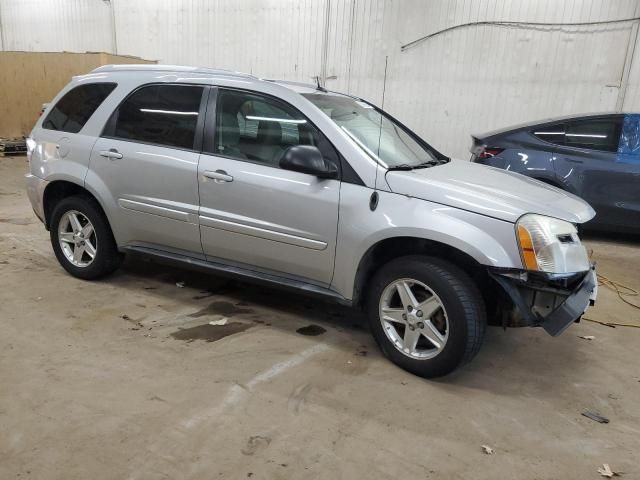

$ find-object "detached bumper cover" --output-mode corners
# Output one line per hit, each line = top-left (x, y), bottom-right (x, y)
(539, 269), (596, 335)
(489, 267), (597, 336)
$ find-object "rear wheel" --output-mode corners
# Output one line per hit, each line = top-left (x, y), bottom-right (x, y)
(50, 195), (122, 279)
(366, 255), (486, 378)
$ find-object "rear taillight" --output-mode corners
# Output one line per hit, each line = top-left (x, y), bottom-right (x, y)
(26, 137), (36, 165)
(477, 147), (504, 159)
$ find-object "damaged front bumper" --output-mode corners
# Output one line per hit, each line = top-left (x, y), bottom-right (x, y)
(489, 266), (597, 336)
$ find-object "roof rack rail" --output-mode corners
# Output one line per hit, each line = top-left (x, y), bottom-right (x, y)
(264, 79), (318, 89)
(91, 64), (257, 79)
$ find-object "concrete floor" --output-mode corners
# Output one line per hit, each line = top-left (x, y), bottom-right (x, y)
(1, 155), (639, 480)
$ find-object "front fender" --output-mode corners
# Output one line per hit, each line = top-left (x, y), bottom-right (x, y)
(331, 185), (523, 300)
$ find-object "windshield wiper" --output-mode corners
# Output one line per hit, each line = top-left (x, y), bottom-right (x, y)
(386, 164), (415, 171)
(387, 160), (441, 171)
(411, 160), (442, 169)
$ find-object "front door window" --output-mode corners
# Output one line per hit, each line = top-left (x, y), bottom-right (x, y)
(213, 89), (322, 167)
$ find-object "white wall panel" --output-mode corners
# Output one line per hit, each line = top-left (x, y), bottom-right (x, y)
(2, 0), (640, 158)
(113, 0), (328, 82)
(0, 0), (113, 53)
(381, 0), (639, 156)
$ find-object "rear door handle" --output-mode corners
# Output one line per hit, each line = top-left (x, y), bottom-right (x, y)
(203, 170), (233, 183)
(564, 158), (584, 164)
(99, 149), (123, 160)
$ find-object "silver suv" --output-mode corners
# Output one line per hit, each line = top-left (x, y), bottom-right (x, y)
(26, 65), (597, 377)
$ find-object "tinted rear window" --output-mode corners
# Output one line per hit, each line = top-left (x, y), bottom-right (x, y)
(108, 84), (204, 150)
(43, 83), (116, 133)
(532, 118), (622, 152)
(532, 124), (566, 145)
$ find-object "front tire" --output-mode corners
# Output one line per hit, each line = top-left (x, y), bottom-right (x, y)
(50, 195), (121, 279)
(366, 255), (486, 378)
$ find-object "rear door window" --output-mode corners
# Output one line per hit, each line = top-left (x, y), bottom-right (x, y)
(617, 114), (640, 163)
(107, 84), (204, 150)
(42, 83), (116, 133)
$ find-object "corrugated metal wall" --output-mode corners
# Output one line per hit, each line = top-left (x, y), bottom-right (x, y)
(1, 0), (639, 158)
(381, 0), (640, 156)
(0, 0), (113, 53)
(112, 0), (328, 81)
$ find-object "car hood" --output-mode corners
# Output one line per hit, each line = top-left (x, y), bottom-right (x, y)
(385, 159), (595, 224)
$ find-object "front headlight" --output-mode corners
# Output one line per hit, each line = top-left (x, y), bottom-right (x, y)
(516, 214), (590, 273)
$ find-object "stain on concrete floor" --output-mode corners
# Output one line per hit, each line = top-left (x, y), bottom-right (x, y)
(241, 435), (271, 455)
(170, 322), (252, 342)
(0, 217), (34, 225)
(296, 324), (327, 336)
(188, 300), (253, 318)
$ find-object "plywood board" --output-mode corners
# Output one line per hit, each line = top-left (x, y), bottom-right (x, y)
(0, 51), (155, 138)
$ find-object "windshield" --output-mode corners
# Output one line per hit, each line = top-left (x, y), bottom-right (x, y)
(302, 93), (442, 168)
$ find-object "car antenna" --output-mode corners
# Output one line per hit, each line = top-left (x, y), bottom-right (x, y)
(315, 75), (327, 93)
(370, 55), (388, 212)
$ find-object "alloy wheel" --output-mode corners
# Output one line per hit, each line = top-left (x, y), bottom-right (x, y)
(378, 278), (449, 360)
(58, 210), (98, 267)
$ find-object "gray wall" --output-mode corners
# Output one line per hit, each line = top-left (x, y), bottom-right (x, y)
(2, 0), (640, 158)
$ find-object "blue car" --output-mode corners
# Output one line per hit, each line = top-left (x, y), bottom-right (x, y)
(471, 113), (640, 233)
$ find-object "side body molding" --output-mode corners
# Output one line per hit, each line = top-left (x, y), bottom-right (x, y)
(198, 214), (328, 250)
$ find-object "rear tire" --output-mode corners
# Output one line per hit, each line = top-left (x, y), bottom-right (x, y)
(366, 255), (486, 378)
(50, 195), (122, 279)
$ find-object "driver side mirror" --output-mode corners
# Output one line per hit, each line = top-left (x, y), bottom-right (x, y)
(279, 145), (338, 179)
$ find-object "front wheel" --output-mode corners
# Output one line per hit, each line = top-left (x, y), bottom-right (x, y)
(366, 255), (486, 378)
(50, 195), (122, 279)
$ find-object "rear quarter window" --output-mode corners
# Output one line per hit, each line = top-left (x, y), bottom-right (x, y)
(42, 83), (117, 134)
(532, 118), (623, 152)
(532, 124), (566, 145)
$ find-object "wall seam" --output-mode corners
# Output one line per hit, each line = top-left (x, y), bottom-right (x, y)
(617, 3), (640, 111)
(110, 0), (118, 54)
(320, 0), (331, 86)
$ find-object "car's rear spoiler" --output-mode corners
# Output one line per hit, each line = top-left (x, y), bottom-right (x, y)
(469, 134), (485, 155)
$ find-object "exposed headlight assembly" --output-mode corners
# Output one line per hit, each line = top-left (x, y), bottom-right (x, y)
(516, 214), (590, 274)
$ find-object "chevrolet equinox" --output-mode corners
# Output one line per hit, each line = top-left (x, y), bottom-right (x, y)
(26, 65), (598, 377)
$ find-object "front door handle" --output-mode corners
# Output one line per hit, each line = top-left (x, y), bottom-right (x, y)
(99, 149), (123, 160)
(204, 170), (233, 183)
(564, 158), (584, 164)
